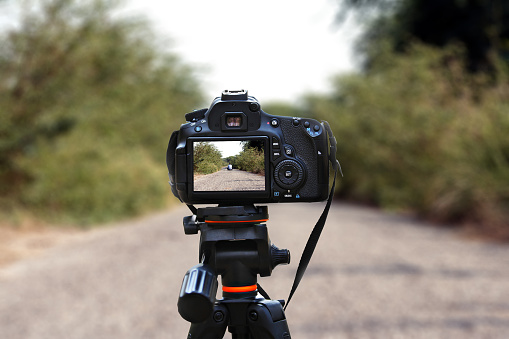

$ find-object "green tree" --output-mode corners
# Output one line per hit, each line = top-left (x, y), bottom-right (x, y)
(193, 142), (224, 174)
(233, 145), (264, 175)
(0, 0), (203, 224)
(312, 8), (509, 238)
(339, 0), (509, 75)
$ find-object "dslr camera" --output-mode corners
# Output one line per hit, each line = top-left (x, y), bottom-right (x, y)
(167, 90), (337, 205)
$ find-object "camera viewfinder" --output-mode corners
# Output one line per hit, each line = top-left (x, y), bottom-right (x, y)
(221, 112), (247, 131)
(226, 115), (242, 127)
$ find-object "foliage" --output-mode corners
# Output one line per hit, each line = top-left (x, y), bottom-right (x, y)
(339, 0), (509, 74)
(310, 43), (509, 238)
(193, 142), (225, 175)
(230, 144), (264, 175)
(0, 0), (203, 225)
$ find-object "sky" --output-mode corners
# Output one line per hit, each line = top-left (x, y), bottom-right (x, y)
(0, 0), (362, 104)
(123, 0), (361, 103)
(208, 141), (244, 158)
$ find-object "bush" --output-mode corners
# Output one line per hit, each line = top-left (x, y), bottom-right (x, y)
(0, 0), (203, 225)
(232, 146), (264, 175)
(193, 142), (224, 175)
(310, 43), (509, 239)
(19, 136), (168, 224)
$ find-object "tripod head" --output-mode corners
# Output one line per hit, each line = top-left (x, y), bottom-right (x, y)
(178, 204), (291, 337)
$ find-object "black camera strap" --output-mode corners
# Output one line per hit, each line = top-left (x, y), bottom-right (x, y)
(255, 160), (340, 309)
(284, 161), (339, 310)
(282, 121), (342, 310)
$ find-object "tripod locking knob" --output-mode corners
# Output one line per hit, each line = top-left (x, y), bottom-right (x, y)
(183, 215), (199, 235)
(178, 264), (218, 323)
(270, 244), (291, 269)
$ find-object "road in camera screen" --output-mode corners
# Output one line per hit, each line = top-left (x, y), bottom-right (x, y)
(194, 167), (264, 191)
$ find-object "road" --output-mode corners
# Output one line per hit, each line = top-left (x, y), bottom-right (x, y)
(194, 168), (265, 191)
(1, 203), (508, 338)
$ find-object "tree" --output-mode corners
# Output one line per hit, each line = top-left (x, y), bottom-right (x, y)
(0, 0), (203, 223)
(339, 0), (509, 74)
(193, 142), (224, 174)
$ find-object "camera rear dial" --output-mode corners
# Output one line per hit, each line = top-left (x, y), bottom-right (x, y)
(274, 159), (305, 190)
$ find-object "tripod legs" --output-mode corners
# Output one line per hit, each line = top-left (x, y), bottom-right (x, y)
(188, 299), (291, 339)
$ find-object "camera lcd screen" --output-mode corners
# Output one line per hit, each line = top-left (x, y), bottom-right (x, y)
(193, 140), (265, 192)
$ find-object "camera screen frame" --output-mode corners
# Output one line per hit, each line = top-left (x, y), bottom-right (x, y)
(187, 136), (270, 202)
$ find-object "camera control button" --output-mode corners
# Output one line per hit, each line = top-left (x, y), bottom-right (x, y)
(270, 119), (279, 127)
(272, 137), (280, 149)
(303, 121), (310, 128)
(272, 150), (282, 160)
(274, 160), (304, 190)
(194, 126), (202, 132)
(306, 124), (322, 137)
(284, 146), (294, 156)
(249, 102), (260, 112)
(293, 119), (300, 126)
(185, 108), (207, 122)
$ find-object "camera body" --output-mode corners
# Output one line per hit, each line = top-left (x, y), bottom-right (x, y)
(167, 90), (335, 205)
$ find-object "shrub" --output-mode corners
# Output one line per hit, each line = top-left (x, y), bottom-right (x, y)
(0, 0), (203, 225)
(193, 142), (224, 175)
(310, 43), (509, 239)
(18, 133), (168, 225)
(233, 147), (264, 175)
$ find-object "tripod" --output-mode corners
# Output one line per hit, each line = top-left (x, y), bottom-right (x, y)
(178, 205), (291, 339)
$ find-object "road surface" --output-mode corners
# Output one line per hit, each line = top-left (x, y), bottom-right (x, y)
(194, 168), (265, 191)
(0, 203), (508, 338)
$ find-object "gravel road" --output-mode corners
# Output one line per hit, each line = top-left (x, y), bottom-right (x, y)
(194, 168), (264, 191)
(1, 203), (508, 339)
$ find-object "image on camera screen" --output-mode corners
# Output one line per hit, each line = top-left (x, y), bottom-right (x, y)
(193, 140), (265, 192)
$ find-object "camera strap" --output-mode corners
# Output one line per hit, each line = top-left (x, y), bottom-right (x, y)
(283, 160), (340, 310)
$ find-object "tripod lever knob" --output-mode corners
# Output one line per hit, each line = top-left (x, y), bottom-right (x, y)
(178, 264), (218, 323)
(271, 244), (291, 269)
(183, 215), (199, 235)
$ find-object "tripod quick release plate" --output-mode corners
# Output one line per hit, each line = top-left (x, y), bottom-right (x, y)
(197, 205), (268, 224)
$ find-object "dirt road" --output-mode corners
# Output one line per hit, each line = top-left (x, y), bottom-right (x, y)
(194, 168), (264, 191)
(1, 203), (508, 338)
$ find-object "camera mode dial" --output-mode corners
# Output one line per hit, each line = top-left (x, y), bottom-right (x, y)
(274, 159), (305, 190)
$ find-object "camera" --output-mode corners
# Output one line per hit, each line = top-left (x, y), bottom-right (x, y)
(167, 90), (337, 205)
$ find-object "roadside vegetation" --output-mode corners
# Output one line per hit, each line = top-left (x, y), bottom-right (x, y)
(2, 0), (508, 241)
(193, 142), (225, 175)
(312, 44), (509, 239)
(227, 142), (265, 176)
(312, 0), (509, 239)
(0, 0), (203, 225)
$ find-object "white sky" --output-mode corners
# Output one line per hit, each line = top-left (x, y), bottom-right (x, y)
(0, 0), (362, 103)
(123, 0), (361, 103)
(209, 141), (244, 158)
